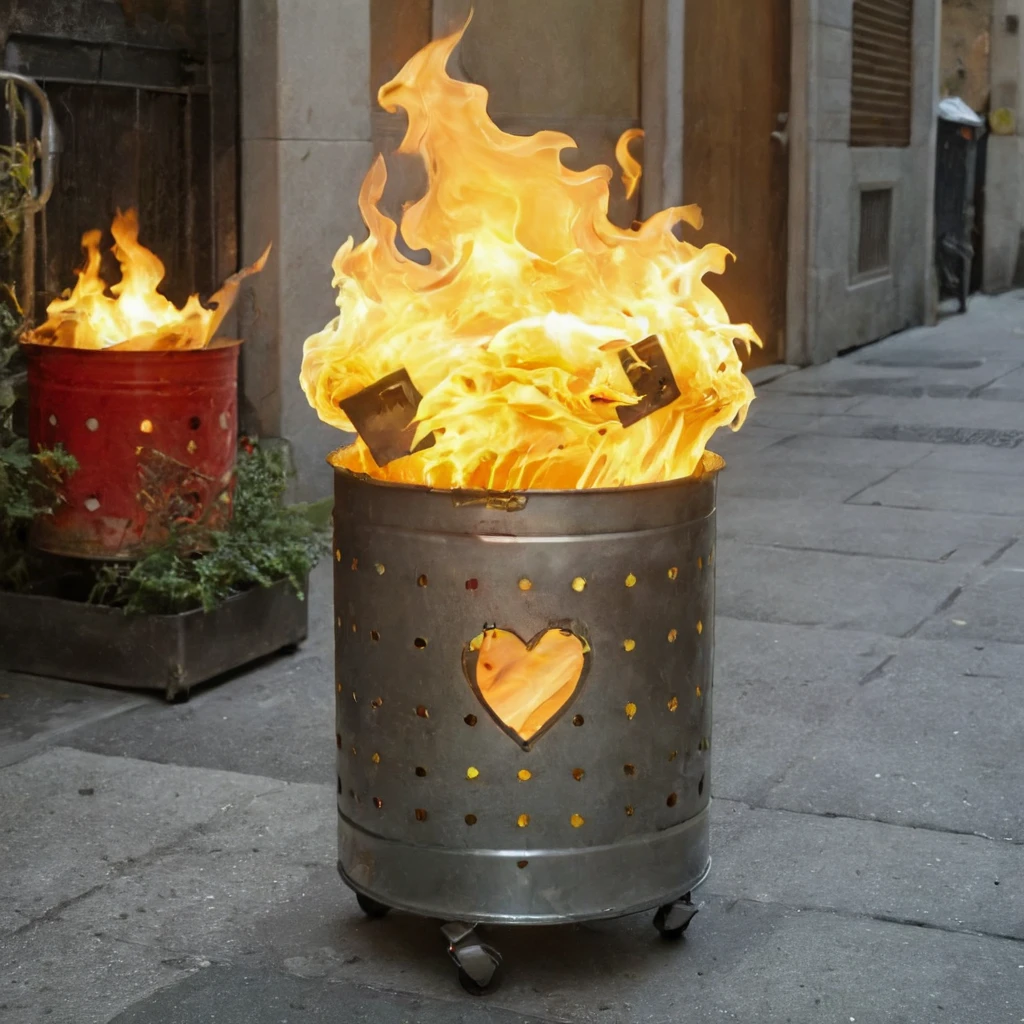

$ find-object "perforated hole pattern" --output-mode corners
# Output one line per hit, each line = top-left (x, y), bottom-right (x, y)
(334, 515), (714, 850)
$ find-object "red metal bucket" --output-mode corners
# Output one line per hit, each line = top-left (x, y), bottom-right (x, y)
(25, 342), (240, 560)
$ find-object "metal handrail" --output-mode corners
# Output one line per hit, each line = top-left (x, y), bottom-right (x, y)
(1, 69), (59, 211)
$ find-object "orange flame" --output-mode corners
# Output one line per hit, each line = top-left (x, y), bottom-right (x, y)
(301, 23), (759, 490)
(26, 209), (270, 351)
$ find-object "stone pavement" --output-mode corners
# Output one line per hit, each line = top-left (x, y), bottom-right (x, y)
(2, 293), (1023, 1023)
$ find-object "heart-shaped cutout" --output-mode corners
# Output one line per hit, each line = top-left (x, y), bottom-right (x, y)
(463, 626), (589, 747)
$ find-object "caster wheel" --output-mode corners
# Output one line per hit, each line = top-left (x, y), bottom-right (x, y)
(654, 893), (697, 940)
(356, 893), (390, 919)
(455, 943), (503, 996)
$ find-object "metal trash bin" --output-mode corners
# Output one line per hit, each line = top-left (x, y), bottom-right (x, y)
(25, 342), (240, 560)
(934, 97), (985, 312)
(333, 466), (716, 992)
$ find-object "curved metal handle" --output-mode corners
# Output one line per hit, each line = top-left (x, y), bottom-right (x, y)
(1, 70), (60, 211)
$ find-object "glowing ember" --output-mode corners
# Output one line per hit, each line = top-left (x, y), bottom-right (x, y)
(25, 209), (269, 352)
(301, 21), (759, 490)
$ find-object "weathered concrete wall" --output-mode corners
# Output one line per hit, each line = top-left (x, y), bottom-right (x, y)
(238, 0), (373, 498)
(983, 1), (1024, 292)
(802, 0), (940, 362)
(373, 0), (644, 229)
(941, 0), (993, 110)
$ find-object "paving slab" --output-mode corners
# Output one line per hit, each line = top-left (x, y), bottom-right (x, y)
(916, 566), (1024, 644)
(0, 672), (146, 770)
(0, 748), (286, 936)
(66, 647), (334, 784)
(763, 639), (1024, 841)
(849, 464), (1024, 517)
(709, 799), (1023, 939)
(711, 618), (897, 804)
(717, 496), (1015, 565)
(975, 365), (1024, 403)
(109, 969), (553, 1024)
(821, 394), (1024, 432)
(717, 453), (895, 503)
(715, 541), (967, 636)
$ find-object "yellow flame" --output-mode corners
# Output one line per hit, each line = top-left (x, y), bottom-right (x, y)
(615, 128), (644, 201)
(301, 23), (759, 490)
(26, 209), (269, 351)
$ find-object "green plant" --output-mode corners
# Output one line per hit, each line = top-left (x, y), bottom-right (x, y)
(0, 82), (36, 304)
(0, 341), (77, 589)
(90, 442), (332, 615)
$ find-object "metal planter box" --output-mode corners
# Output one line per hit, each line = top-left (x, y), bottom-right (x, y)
(0, 577), (308, 701)
(333, 468), (717, 990)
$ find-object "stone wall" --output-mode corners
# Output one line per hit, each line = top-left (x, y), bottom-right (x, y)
(238, 0), (373, 499)
(982, 1), (1024, 291)
(941, 0), (993, 110)
(801, 0), (941, 362)
(239, 0), (652, 496)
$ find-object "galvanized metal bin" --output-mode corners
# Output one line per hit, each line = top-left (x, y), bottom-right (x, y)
(333, 467), (717, 989)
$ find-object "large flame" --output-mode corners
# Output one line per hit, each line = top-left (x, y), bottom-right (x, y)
(25, 209), (269, 351)
(301, 23), (760, 490)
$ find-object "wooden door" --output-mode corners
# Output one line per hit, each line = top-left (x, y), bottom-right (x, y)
(683, 0), (790, 365)
(2, 0), (238, 319)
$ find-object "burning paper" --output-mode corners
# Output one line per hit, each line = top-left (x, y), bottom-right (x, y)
(301, 21), (759, 490)
(25, 209), (269, 352)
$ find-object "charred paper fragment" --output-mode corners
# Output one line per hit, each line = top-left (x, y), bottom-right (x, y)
(339, 368), (437, 467)
(616, 335), (681, 428)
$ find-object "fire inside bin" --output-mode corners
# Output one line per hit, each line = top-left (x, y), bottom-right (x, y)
(22, 211), (268, 559)
(302, 22), (757, 986)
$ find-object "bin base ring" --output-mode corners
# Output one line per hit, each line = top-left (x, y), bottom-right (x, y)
(338, 804), (711, 926)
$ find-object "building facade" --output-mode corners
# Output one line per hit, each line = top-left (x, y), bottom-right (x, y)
(4, 1), (1021, 497)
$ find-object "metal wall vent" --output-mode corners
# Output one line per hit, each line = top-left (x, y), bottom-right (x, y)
(857, 187), (893, 276)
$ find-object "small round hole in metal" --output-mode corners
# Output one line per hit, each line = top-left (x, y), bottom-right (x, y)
(465, 814), (477, 826)
(418, 574), (429, 587)
(573, 714), (584, 727)
(464, 713), (478, 727)
(415, 766), (427, 777)
(572, 768), (585, 781)
(414, 637), (428, 649)
(666, 792), (678, 808)
(372, 797), (383, 810)
(414, 808), (428, 822)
